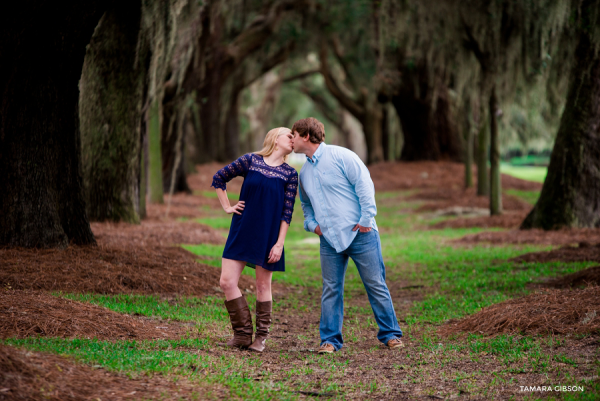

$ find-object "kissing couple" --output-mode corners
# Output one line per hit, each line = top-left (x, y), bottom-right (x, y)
(211, 117), (403, 353)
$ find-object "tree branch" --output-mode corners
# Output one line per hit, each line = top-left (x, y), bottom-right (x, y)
(460, 13), (486, 67)
(330, 35), (357, 91)
(226, 0), (297, 66)
(319, 43), (365, 120)
(298, 85), (340, 127)
(281, 69), (320, 83)
(243, 41), (295, 88)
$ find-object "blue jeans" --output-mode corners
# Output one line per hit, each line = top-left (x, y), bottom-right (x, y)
(319, 230), (403, 350)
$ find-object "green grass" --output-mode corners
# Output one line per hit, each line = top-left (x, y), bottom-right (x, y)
(195, 216), (233, 230)
(187, 194), (594, 325)
(55, 292), (309, 330)
(380, 229), (594, 324)
(500, 164), (547, 182)
(182, 243), (226, 268)
(506, 188), (541, 205)
(57, 293), (231, 325)
(198, 190), (239, 200)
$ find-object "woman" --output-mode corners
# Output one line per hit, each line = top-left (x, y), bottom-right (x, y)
(211, 127), (298, 353)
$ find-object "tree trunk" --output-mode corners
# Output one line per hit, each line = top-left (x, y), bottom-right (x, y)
(223, 80), (244, 161)
(140, 130), (148, 219)
(476, 102), (489, 196)
(161, 92), (192, 195)
(161, 115), (192, 194)
(393, 76), (463, 162)
(382, 106), (390, 161)
(0, 2), (106, 248)
(463, 99), (474, 188)
(386, 102), (403, 162)
(80, 3), (145, 223)
(489, 85), (502, 215)
(198, 64), (225, 162)
(148, 99), (164, 204)
(382, 104), (403, 162)
(521, 18), (600, 229)
(362, 103), (385, 164)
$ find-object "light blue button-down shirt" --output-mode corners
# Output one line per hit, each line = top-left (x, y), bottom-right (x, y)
(298, 143), (378, 253)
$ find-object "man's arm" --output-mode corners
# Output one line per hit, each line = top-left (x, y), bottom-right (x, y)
(342, 151), (377, 229)
(299, 179), (319, 234)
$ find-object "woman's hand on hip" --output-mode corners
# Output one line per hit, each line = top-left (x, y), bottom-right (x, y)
(224, 201), (245, 215)
(267, 243), (283, 263)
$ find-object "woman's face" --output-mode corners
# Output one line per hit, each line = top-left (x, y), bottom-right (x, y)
(276, 131), (294, 155)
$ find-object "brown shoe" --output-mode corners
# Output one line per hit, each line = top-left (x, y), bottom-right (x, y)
(318, 343), (335, 354)
(248, 300), (272, 353)
(387, 338), (404, 349)
(222, 296), (253, 349)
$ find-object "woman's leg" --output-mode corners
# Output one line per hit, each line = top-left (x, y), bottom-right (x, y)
(255, 265), (273, 302)
(220, 258), (246, 301)
(220, 258), (253, 348)
(249, 265), (274, 352)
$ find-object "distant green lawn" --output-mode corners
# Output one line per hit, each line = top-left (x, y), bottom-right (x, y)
(508, 155), (550, 167)
(500, 164), (547, 183)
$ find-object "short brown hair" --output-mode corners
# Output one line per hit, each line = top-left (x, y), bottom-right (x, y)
(291, 117), (325, 144)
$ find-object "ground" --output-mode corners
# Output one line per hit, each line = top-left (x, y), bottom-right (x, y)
(1, 161), (599, 400)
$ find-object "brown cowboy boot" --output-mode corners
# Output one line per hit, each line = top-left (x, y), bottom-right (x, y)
(223, 296), (253, 349)
(248, 300), (272, 353)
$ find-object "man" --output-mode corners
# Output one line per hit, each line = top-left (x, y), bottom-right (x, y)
(291, 117), (404, 353)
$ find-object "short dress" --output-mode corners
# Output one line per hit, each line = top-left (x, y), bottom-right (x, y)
(211, 153), (298, 272)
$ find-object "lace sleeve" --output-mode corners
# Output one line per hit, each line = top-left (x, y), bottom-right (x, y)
(211, 154), (252, 191)
(281, 169), (298, 224)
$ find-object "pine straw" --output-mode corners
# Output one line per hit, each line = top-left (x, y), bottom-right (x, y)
(188, 162), (244, 194)
(0, 290), (189, 340)
(412, 187), (532, 213)
(431, 211), (529, 229)
(439, 287), (600, 337)
(456, 228), (600, 246)
(510, 242), (600, 264)
(145, 193), (221, 220)
(91, 220), (225, 247)
(0, 345), (207, 400)
(0, 244), (255, 295)
(546, 266), (600, 288)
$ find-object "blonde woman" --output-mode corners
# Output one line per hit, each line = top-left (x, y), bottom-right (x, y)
(211, 127), (298, 353)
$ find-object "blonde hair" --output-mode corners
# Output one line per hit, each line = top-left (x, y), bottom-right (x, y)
(255, 127), (291, 162)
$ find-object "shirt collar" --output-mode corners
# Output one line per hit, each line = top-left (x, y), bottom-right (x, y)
(307, 142), (326, 164)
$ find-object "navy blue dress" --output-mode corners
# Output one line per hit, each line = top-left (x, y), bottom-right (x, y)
(211, 154), (298, 272)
